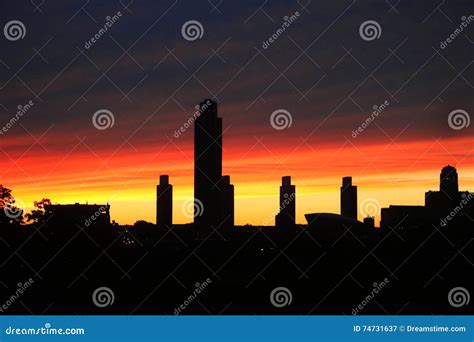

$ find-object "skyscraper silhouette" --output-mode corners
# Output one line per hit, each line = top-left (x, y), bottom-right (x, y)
(275, 176), (296, 228)
(156, 175), (172, 228)
(194, 100), (234, 238)
(219, 175), (234, 230)
(341, 176), (357, 219)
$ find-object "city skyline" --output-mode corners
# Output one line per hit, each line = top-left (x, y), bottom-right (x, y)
(1, 1), (472, 225)
(1, 0), (472, 320)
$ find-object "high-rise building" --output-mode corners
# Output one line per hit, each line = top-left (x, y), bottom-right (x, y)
(194, 99), (233, 238)
(275, 176), (296, 228)
(156, 175), (172, 228)
(425, 165), (472, 221)
(220, 175), (234, 230)
(341, 176), (357, 220)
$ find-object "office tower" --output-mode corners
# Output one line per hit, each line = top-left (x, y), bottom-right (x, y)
(220, 175), (234, 230)
(194, 99), (227, 238)
(275, 176), (296, 228)
(440, 165), (458, 198)
(341, 176), (357, 220)
(156, 175), (172, 228)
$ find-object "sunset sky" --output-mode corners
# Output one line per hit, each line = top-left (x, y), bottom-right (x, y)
(1, 0), (473, 225)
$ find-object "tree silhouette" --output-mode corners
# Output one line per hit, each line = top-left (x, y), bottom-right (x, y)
(0, 185), (23, 226)
(26, 198), (52, 224)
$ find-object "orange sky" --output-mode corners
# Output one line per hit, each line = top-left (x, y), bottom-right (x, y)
(2, 134), (473, 226)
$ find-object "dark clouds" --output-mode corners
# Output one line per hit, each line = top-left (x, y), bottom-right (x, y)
(0, 0), (473, 155)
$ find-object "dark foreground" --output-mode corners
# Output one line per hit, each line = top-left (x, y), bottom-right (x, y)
(1, 222), (472, 315)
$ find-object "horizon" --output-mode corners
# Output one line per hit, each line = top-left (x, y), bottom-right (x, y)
(1, 1), (472, 225)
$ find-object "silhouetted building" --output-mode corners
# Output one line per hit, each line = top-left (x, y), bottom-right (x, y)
(156, 175), (172, 228)
(194, 99), (233, 238)
(380, 205), (428, 230)
(440, 165), (459, 197)
(44, 203), (110, 227)
(305, 213), (371, 242)
(425, 165), (474, 224)
(219, 175), (234, 230)
(382, 165), (474, 229)
(341, 176), (357, 220)
(275, 176), (296, 228)
(364, 216), (375, 228)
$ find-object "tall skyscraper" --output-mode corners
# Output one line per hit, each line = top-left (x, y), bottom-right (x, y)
(156, 175), (172, 228)
(275, 176), (296, 228)
(194, 99), (233, 238)
(341, 176), (357, 220)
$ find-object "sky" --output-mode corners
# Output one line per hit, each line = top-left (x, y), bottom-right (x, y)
(0, 0), (473, 225)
